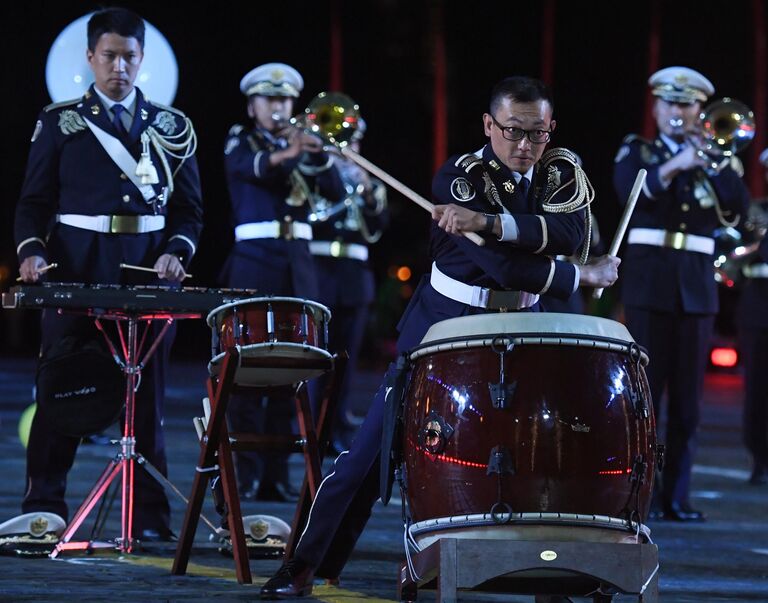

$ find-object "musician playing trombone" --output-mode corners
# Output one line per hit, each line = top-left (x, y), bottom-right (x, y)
(10, 7), (202, 546)
(738, 148), (768, 486)
(220, 63), (345, 502)
(613, 66), (750, 522)
(308, 116), (389, 453)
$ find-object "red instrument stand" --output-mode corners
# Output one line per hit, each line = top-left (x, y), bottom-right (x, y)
(51, 310), (200, 557)
(171, 347), (346, 584)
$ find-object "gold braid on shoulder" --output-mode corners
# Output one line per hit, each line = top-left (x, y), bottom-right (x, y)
(539, 147), (594, 264)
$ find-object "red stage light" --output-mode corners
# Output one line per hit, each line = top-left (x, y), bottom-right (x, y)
(710, 347), (738, 368)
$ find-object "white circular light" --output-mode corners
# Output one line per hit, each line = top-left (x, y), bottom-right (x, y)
(45, 14), (178, 104)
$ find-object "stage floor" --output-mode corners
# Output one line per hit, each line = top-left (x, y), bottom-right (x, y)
(0, 357), (765, 602)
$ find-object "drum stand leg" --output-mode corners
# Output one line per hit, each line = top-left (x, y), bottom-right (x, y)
(172, 348), (252, 582)
(397, 538), (659, 603)
(51, 316), (176, 557)
(172, 351), (347, 583)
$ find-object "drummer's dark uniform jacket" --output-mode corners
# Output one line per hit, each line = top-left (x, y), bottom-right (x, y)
(285, 145), (589, 580)
(220, 124), (345, 298)
(13, 85), (203, 534)
(613, 133), (749, 511)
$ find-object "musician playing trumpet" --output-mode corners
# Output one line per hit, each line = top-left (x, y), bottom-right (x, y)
(613, 66), (749, 522)
(220, 63), (345, 502)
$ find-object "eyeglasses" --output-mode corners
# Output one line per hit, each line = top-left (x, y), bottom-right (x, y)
(490, 116), (552, 143)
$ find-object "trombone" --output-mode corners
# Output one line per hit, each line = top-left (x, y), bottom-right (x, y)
(688, 98), (756, 173)
(293, 91), (485, 247)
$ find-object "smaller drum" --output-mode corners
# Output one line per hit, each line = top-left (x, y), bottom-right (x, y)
(207, 296), (331, 387)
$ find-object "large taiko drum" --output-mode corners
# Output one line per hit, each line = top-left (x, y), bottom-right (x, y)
(207, 297), (331, 387)
(402, 313), (656, 549)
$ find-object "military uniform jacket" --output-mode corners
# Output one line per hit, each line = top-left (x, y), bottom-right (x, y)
(222, 125), (345, 297)
(395, 145), (586, 353)
(614, 135), (749, 314)
(311, 169), (388, 307)
(14, 85), (203, 284)
(738, 236), (768, 329)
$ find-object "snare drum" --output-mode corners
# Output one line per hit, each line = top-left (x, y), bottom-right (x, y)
(402, 312), (656, 549)
(207, 296), (331, 386)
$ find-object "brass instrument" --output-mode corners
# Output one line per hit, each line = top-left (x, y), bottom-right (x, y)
(692, 98), (756, 172)
(281, 91), (487, 245)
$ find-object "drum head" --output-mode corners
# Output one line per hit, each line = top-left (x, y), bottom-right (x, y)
(206, 296), (331, 329)
(208, 343), (333, 387)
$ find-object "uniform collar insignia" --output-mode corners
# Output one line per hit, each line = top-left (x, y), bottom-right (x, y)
(503, 180), (515, 193)
(91, 104), (100, 115)
(140, 108), (148, 121)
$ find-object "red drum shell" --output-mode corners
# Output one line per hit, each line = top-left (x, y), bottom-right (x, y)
(206, 297), (331, 387)
(403, 339), (655, 525)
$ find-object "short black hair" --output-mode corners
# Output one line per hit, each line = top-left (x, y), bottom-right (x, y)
(489, 76), (554, 116)
(87, 7), (145, 51)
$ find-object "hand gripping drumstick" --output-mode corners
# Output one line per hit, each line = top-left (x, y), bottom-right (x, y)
(341, 146), (486, 247)
(16, 262), (58, 282)
(592, 168), (647, 300)
(120, 263), (193, 279)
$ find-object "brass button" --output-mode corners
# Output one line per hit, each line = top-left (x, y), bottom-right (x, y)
(681, 203), (690, 212)
(679, 223), (687, 231)
(120, 173), (128, 180)
(122, 194), (131, 203)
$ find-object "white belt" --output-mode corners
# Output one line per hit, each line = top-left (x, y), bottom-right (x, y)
(235, 221), (313, 242)
(309, 241), (368, 261)
(56, 214), (165, 234)
(430, 262), (539, 310)
(743, 263), (768, 279)
(627, 228), (715, 255)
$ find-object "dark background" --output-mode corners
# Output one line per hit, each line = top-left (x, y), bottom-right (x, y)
(1, 0), (764, 362)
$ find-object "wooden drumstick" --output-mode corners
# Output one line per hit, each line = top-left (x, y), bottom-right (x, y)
(340, 146), (486, 247)
(592, 168), (647, 300)
(120, 263), (193, 278)
(16, 262), (58, 282)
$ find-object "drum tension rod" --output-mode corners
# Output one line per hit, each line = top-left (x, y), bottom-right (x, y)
(487, 445), (514, 524)
(488, 336), (516, 410)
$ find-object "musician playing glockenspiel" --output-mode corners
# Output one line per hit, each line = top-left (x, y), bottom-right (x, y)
(9, 8), (202, 545)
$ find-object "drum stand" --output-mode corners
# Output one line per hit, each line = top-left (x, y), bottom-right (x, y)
(51, 311), (199, 557)
(171, 347), (346, 584)
(397, 537), (659, 602)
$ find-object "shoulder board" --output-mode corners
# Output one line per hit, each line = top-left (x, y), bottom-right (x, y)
(621, 134), (651, 146)
(453, 153), (483, 174)
(228, 124), (245, 137)
(43, 97), (81, 113)
(148, 100), (186, 117)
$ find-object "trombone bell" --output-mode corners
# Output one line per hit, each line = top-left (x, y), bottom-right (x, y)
(303, 91), (361, 147)
(700, 97), (756, 158)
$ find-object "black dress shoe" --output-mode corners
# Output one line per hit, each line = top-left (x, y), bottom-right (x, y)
(748, 465), (768, 485)
(137, 527), (177, 542)
(256, 481), (300, 503)
(662, 502), (706, 522)
(260, 558), (315, 599)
